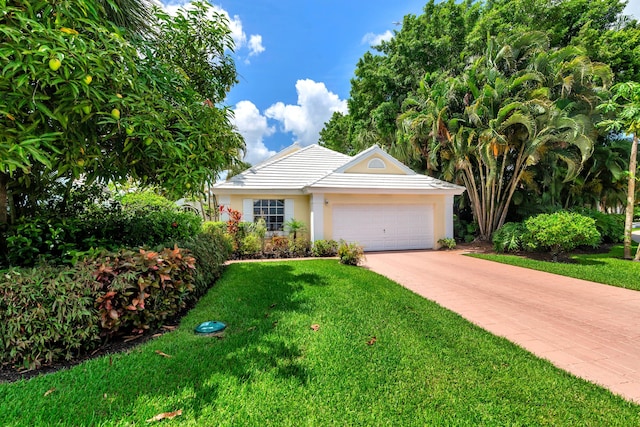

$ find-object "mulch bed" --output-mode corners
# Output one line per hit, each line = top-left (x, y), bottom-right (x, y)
(0, 324), (177, 384)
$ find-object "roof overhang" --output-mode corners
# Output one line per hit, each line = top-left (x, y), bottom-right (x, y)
(303, 187), (466, 196)
(211, 188), (306, 196)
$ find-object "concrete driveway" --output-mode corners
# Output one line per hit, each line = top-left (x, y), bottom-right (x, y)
(363, 250), (640, 403)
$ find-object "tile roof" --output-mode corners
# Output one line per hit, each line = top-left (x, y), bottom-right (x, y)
(213, 144), (465, 195)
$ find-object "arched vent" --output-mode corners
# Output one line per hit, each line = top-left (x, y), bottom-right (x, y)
(368, 158), (386, 169)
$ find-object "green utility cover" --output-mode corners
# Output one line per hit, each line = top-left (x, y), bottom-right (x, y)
(195, 321), (226, 334)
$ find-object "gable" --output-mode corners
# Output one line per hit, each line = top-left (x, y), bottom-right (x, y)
(334, 145), (415, 176)
(342, 153), (409, 175)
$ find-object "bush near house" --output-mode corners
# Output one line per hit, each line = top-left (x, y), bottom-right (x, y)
(524, 211), (601, 261)
(311, 239), (339, 257)
(1, 186), (233, 369)
(437, 237), (457, 249)
(337, 240), (365, 266)
(572, 208), (624, 243)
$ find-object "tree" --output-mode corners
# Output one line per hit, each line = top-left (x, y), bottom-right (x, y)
(97, 0), (155, 36)
(396, 35), (611, 239)
(0, 0), (244, 226)
(598, 82), (640, 259)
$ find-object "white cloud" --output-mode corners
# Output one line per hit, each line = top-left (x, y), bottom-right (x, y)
(159, 1), (264, 58)
(265, 79), (348, 146)
(231, 101), (276, 164)
(361, 30), (394, 46)
(248, 35), (265, 56)
(625, 0), (639, 19)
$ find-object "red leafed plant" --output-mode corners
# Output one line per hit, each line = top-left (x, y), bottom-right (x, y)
(219, 205), (242, 250)
(92, 246), (196, 337)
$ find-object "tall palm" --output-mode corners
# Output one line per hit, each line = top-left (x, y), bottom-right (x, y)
(598, 81), (640, 260)
(396, 33), (611, 239)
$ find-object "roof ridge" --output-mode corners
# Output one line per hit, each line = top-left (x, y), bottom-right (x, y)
(301, 146), (353, 188)
(227, 144), (317, 182)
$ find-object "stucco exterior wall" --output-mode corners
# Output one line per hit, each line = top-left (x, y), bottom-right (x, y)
(227, 194), (311, 237)
(321, 193), (449, 247)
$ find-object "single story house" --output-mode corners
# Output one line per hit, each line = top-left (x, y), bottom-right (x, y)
(212, 143), (466, 251)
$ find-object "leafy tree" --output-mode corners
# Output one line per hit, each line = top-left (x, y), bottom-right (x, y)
(598, 81), (640, 259)
(97, 0), (155, 36)
(396, 35), (611, 239)
(319, 112), (356, 154)
(343, 0), (481, 154)
(0, 0), (244, 227)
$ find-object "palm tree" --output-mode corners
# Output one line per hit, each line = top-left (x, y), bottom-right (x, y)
(598, 81), (640, 260)
(396, 33), (611, 239)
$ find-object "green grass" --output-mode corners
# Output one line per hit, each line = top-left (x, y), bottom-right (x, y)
(1, 260), (637, 426)
(470, 244), (640, 291)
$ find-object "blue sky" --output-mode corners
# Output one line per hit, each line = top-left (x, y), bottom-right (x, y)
(160, 0), (640, 165)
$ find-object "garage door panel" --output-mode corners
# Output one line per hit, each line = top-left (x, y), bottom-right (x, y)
(332, 204), (433, 251)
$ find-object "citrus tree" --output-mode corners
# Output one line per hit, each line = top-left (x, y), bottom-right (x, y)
(0, 0), (244, 225)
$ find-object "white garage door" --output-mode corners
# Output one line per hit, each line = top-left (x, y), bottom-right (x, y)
(332, 204), (434, 251)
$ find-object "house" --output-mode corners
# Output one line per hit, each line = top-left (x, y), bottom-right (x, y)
(212, 143), (466, 251)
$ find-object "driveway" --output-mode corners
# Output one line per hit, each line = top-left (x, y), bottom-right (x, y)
(363, 250), (640, 403)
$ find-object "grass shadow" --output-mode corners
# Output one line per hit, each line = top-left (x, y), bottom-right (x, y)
(101, 262), (316, 422)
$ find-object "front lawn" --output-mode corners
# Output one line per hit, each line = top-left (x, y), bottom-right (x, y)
(470, 244), (640, 291)
(1, 260), (637, 426)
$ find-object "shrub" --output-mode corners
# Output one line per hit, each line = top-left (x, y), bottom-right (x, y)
(492, 222), (527, 253)
(118, 190), (177, 211)
(572, 208), (623, 244)
(91, 246), (196, 337)
(454, 215), (478, 243)
(240, 234), (263, 257)
(264, 236), (291, 258)
(202, 221), (227, 234)
(524, 211), (601, 261)
(289, 237), (311, 257)
(173, 230), (231, 299)
(4, 190), (203, 268)
(311, 239), (339, 257)
(437, 237), (457, 250)
(337, 241), (365, 266)
(5, 216), (85, 267)
(119, 208), (202, 248)
(0, 264), (101, 369)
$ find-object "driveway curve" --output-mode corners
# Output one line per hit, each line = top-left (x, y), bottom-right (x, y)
(363, 250), (640, 403)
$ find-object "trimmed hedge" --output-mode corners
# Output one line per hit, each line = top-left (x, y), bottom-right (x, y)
(1, 237), (229, 370)
(173, 230), (232, 299)
(0, 265), (101, 369)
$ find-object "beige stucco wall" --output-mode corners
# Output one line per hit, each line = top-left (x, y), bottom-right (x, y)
(321, 193), (449, 247)
(342, 154), (407, 175)
(227, 194), (311, 238)
(223, 192), (451, 247)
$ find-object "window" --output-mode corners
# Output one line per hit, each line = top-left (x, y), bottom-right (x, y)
(253, 199), (285, 231)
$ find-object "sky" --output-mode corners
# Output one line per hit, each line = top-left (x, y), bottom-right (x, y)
(160, 0), (640, 166)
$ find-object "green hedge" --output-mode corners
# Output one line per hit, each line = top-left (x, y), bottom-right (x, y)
(0, 265), (101, 369)
(0, 237), (230, 370)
